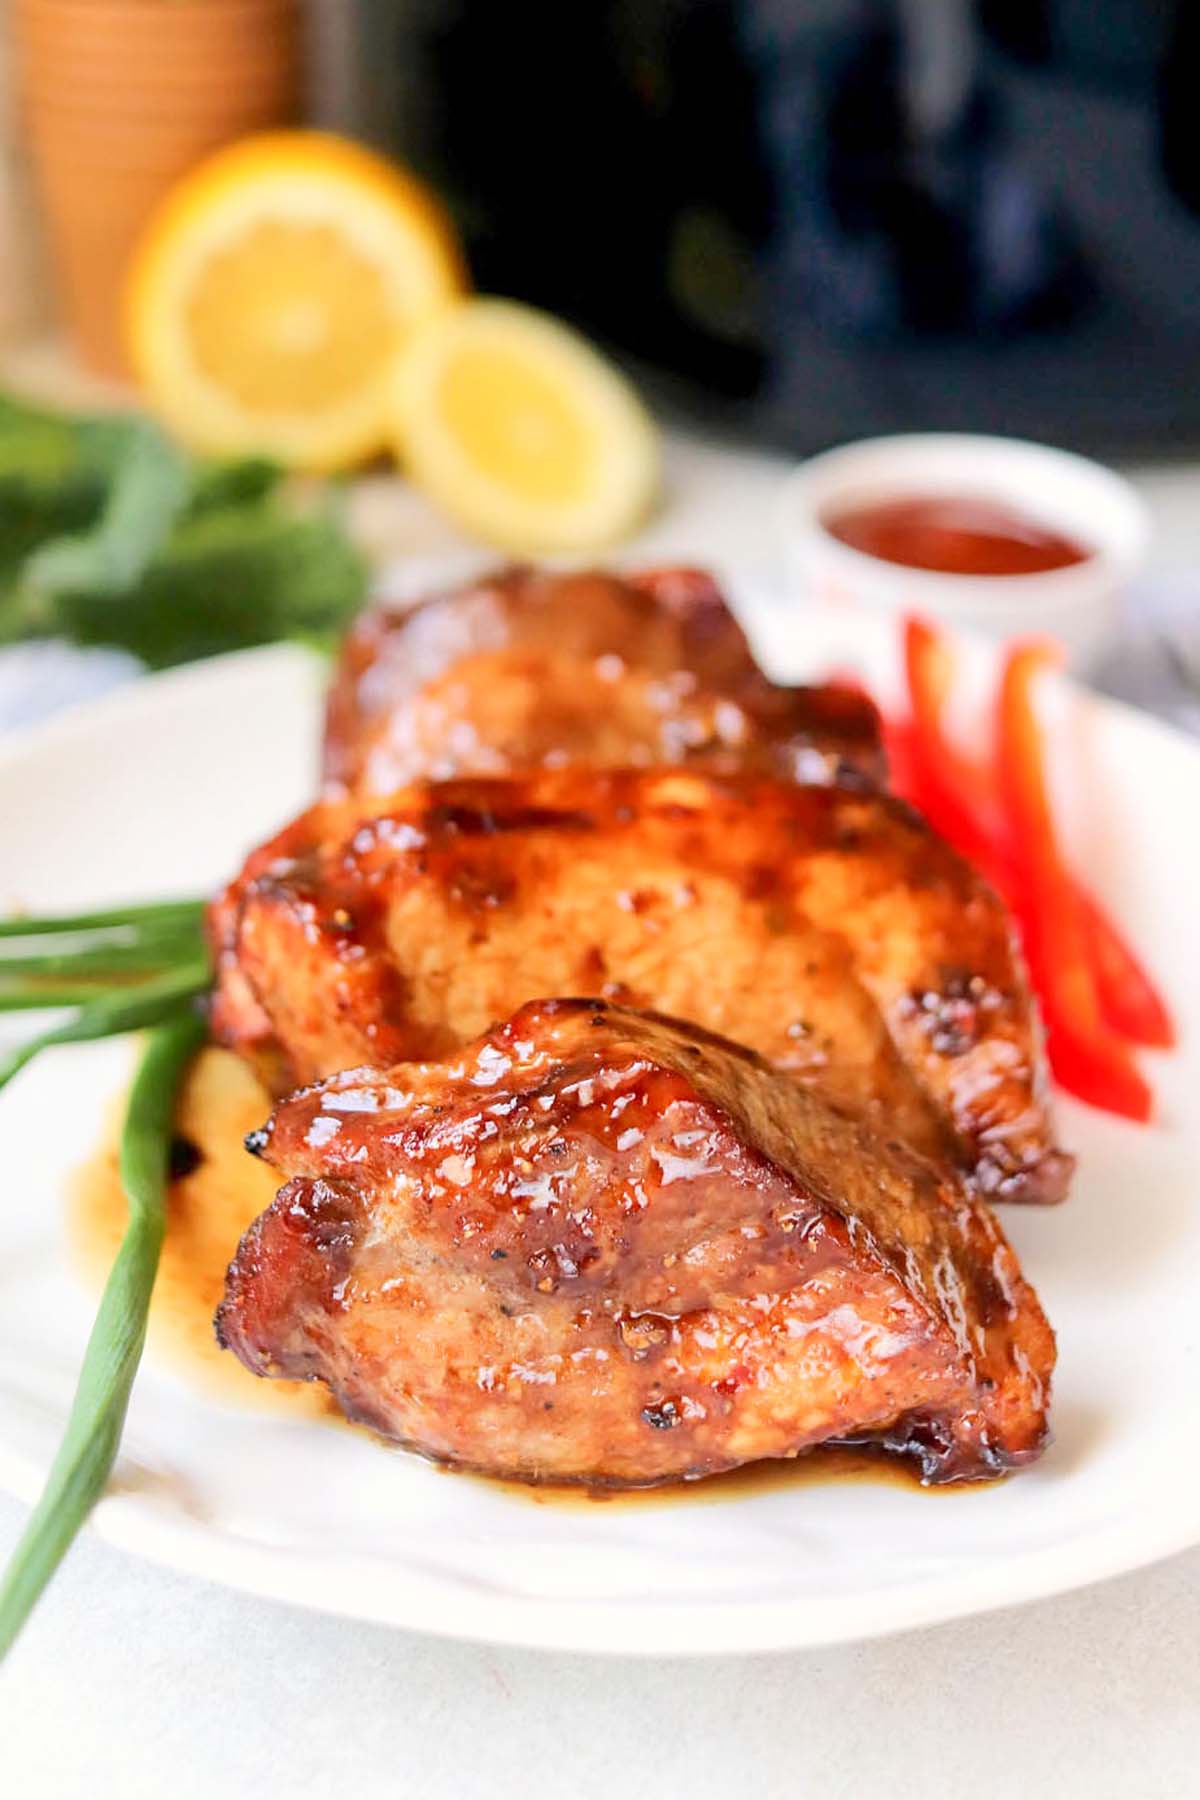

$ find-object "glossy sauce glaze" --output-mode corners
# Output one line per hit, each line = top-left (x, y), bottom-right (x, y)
(69, 1049), (935, 1500)
(823, 494), (1091, 577)
(322, 564), (885, 796)
(69, 1083), (934, 1503)
(218, 998), (1054, 1486)
(71, 1039), (1017, 1501)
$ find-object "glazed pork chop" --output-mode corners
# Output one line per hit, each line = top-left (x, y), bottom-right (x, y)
(322, 564), (883, 794)
(217, 999), (1055, 1485)
(209, 768), (1072, 1202)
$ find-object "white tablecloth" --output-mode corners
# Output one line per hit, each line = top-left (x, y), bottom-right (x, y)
(4, 438), (1200, 1799)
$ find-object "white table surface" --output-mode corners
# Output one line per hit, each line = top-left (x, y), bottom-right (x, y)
(4, 436), (1199, 1799)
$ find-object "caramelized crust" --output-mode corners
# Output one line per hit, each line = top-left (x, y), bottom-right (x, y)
(217, 1000), (1055, 1485)
(322, 564), (883, 794)
(209, 768), (1072, 1202)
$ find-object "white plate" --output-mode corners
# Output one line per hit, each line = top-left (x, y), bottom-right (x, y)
(1, 594), (1198, 1658)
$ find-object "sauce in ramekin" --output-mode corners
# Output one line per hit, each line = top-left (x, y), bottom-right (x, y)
(823, 494), (1091, 577)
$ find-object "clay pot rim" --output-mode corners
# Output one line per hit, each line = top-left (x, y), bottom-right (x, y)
(22, 79), (301, 114)
(14, 0), (299, 49)
(15, 0), (296, 14)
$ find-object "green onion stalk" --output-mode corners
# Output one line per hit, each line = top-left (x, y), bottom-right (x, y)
(0, 901), (210, 1659)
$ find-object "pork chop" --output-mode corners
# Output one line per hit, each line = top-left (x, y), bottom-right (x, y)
(217, 999), (1055, 1485)
(209, 768), (1072, 1202)
(322, 564), (883, 794)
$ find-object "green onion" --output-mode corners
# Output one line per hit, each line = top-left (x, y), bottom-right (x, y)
(0, 894), (214, 1654)
(0, 960), (210, 1095)
(0, 940), (196, 984)
(0, 901), (208, 1010)
(0, 920), (207, 1007)
(0, 894), (214, 1647)
(0, 1007), (206, 1660)
(0, 984), (177, 1015)
(0, 899), (205, 940)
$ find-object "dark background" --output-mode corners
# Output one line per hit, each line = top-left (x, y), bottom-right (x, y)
(359, 0), (1200, 456)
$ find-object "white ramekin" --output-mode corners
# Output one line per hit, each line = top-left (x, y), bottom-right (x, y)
(779, 434), (1149, 669)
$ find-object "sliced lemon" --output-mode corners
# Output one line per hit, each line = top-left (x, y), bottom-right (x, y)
(126, 131), (467, 470)
(392, 298), (660, 552)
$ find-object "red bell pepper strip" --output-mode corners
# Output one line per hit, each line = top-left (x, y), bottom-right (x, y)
(900, 615), (1174, 1054)
(996, 641), (1153, 1122)
(880, 712), (921, 801)
(1078, 887), (1175, 1050)
(902, 617), (1012, 889)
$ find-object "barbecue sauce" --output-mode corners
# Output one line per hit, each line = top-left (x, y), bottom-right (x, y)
(476, 1441), (940, 1508)
(823, 494), (1090, 577)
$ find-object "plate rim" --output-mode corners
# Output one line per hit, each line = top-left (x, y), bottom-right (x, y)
(2, 620), (1199, 1656)
(0, 640), (322, 784)
(3, 1442), (1198, 1657)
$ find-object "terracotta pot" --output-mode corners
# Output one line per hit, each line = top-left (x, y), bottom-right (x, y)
(15, 0), (302, 374)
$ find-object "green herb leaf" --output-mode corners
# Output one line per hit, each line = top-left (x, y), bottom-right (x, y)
(0, 390), (366, 667)
(188, 455), (281, 515)
(0, 1008), (205, 1660)
(0, 400), (131, 633)
(25, 419), (191, 603)
(50, 501), (367, 668)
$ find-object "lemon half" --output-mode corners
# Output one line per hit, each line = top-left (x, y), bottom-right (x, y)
(127, 132), (466, 469)
(393, 298), (660, 552)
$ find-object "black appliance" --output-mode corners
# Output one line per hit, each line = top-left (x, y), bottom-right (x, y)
(366, 0), (1200, 456)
